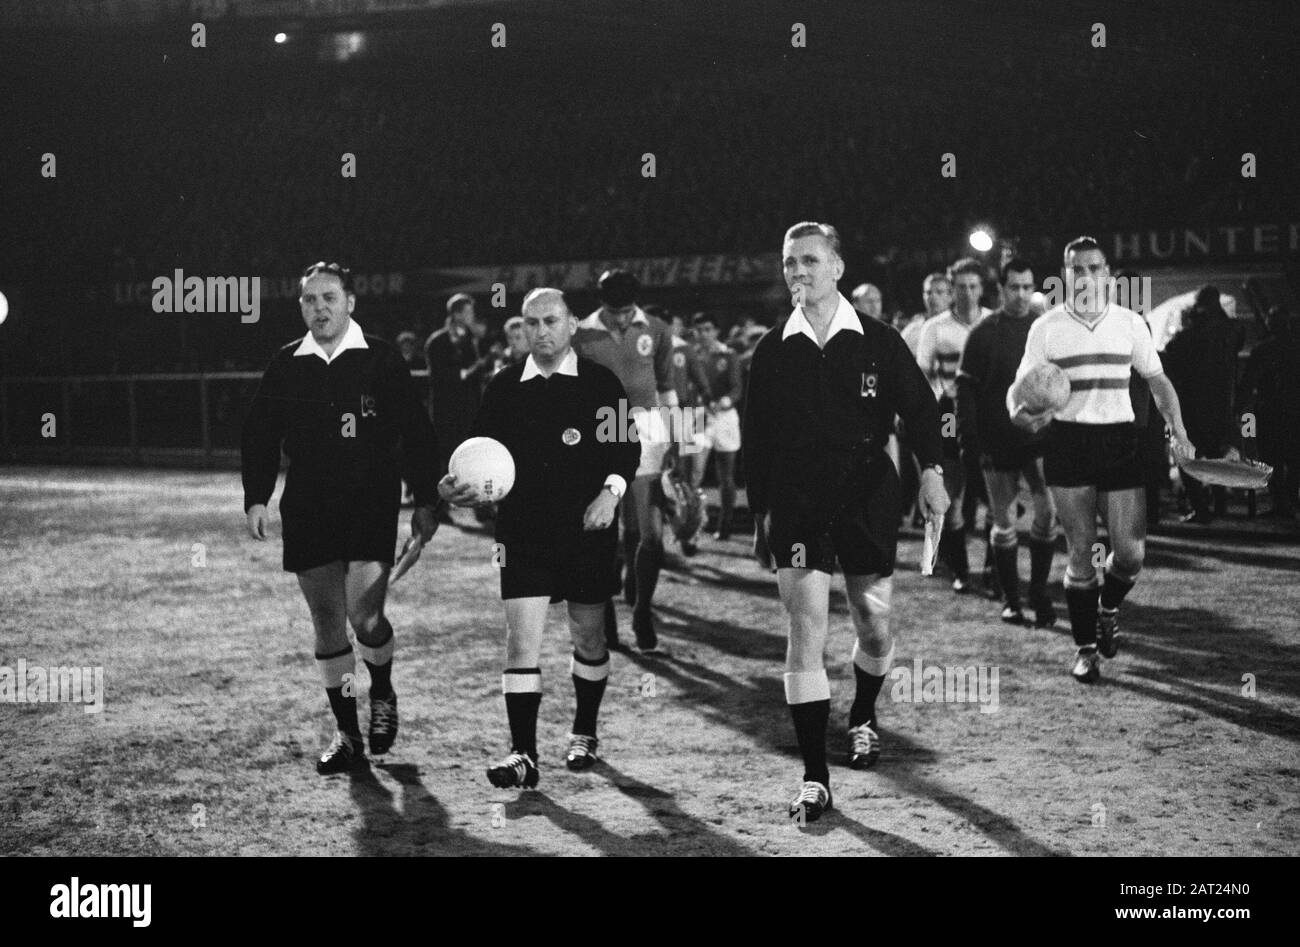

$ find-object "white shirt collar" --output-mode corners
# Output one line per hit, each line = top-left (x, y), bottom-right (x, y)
(293, 318), (368, 364)
(578, 306), (650, 331)
(782, 293), (864, 345)
(520, 347), (579, 381)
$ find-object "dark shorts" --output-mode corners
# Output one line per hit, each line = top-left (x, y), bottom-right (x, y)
(281, 494), (399, 574)
(981, 440), (1045, 473)
(1043, 421), (1144, 491)
(499, 529), (619, 604)
(767, 454), (900, 577)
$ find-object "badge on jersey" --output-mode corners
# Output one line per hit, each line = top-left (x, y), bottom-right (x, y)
(861, 373), (878, 398)
(672, 351), (686, 368)
(360, 394), (377, 416)
(562, 427), (582, 446)
(636, 334), (654, 357)
(716, 358), (728, 373)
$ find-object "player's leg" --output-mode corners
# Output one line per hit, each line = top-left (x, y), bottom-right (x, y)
(983, 466), (1024, 621)
(564, 600), (609, 770)
(298, 561), (366, 772)
(1023, 457), (1058, 627)
(343, 560), (400, 755)
(939, 459), (970, 590)
(487, 595), (549, 788)
(777, 567), (834, 821)
(1097, 487), (1147, 658)
(620, 492), (639, 606)
(1051, 485), (1102, 683)
(709, 409), (742, 540)
(629, 473), (666, 651)
(844, 572), (892, 768)
(713, 450), (738, 540)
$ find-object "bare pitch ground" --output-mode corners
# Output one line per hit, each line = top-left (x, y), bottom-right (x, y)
(2, 467), (1297, 856)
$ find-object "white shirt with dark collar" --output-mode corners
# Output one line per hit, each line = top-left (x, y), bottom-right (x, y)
(519, 347), (579, 381)
(782, 293), (865, 347)
(293, 318), (368, 365)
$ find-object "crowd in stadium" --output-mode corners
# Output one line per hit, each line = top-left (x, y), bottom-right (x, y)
(14, 34), (1284, 289)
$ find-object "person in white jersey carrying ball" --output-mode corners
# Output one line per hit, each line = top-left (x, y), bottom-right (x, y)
(1010, 237), (1195, 683)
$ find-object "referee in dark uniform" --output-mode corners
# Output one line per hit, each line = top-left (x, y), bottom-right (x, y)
(242, 262), (443, 775)
(745, 223), (949, 823)
(439, 288), (640, 789)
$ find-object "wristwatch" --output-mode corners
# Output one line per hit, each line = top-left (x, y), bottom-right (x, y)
(922, 464), (944, 476)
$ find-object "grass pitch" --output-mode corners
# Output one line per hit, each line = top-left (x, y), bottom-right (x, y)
(2, 466), (1298, 856)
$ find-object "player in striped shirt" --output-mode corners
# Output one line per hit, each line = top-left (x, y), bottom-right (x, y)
(1010, 237), (1194, 683)
(915, 258), (991, 593)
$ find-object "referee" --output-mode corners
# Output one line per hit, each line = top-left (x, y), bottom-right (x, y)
(439, 288), (640, 788)
(242, 262), (443, 774)
(745, 223), (949, 822)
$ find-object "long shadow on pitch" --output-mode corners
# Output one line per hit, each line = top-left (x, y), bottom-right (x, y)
(793, 805), (940, 855)
(621, 618), (1065, 856)
(500, 776), (757, 856)
(1145, 541), (1300, 576)
(348, 762), (541, 856)
(1101, 601), (1300, 739)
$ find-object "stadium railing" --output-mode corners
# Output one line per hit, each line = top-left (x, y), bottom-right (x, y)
(1, 370), (431, 469)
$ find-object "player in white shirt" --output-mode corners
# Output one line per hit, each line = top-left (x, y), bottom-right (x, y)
(915, 258), (991, 593)
(1010, 237), (1195, 683)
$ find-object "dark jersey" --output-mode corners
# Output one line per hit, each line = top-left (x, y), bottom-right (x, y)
(956, 309), (1041, 455)
(472, 356), (640, 562)
(241, 334), (440, 513)
(696, 341), (743, 405)
(744, 308), (943, 518)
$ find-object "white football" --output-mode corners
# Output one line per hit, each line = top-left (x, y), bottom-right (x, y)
(449, 436), (515, 501)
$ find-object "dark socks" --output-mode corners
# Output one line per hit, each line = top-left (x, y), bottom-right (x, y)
(940, 528), (969, 579)
(362, 618), (394, 698)
(633, 542), (663, 618)
(571, 652), (609, 737)
(849, 665), (885, 729)
(622, 530), (640, 601)
(789, 700), (831, 786)
(718, 483), (736, 534)
(993, 543), (1021, 608)
(1028, 538), (1054, 600)
(1065, 584), (1100, 647)
(1100, 570), (1136, 611)
(325, 687), (360, 737)
(504, 669), (542, 759)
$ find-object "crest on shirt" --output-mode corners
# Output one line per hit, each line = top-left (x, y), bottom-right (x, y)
(861, 373), (878, 398)
(636, 334), (654, 357)
(360, 394), (377, 416)
(673, 352), (686, 368)
(716, 358), (728, 373)
(562, 427), (582, 446)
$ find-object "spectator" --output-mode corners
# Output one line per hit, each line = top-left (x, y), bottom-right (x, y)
(1243, 306), (1300, 519)
(1163, 286), (1243, 523)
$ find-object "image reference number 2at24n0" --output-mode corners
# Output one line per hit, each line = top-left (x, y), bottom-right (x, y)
(1121, 883), (1251, 898)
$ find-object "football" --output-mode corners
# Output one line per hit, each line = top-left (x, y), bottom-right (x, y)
(1012, 362), (1071, 414)
(449, 437), (516, 502)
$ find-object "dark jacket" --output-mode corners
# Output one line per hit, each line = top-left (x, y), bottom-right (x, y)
(743, 310), (943, 518)
(471, 355), (640, 561)
(241, 334), (440, 513)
